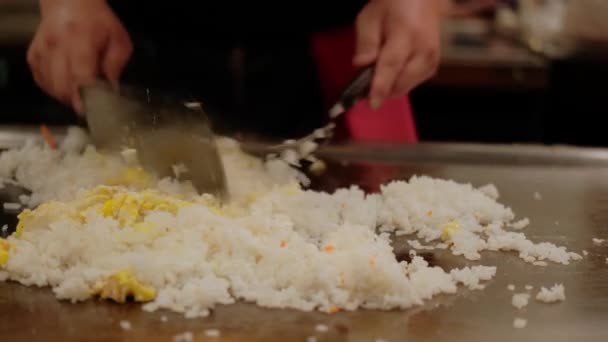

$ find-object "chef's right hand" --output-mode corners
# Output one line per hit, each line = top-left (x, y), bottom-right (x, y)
(27, 0), (132, 114)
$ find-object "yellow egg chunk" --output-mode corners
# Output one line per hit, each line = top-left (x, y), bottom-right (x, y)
(441, 221), (461, 241)
(15, 203), (79, 237)
(108, 167), (153, 189)
(0, 239), (11, 265)
(92, 270), (156, 302)
(15, 209), (32, 237)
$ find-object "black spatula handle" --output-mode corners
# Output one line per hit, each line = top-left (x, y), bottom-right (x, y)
(335, 64), (375, 111)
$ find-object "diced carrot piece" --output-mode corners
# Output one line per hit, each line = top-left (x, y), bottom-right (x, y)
(280, 240), (286, 248)
(40, 125), (58, 150)
(323, 245), (335, 252)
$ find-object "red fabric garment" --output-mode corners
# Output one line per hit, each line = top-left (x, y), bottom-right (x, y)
(309, 27), (418, 143)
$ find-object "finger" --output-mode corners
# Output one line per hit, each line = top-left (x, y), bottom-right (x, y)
(390, 55), (428, 96)
(27, 35), (48, 91)
(369, 35), (410, 110)
(393, 42), (440, 96)
(71, 91), (85, 116)
(101, 31), (132, 89)
(28, 49), (47, 91)
(354, 4), (383, 66)
(48, 49), (72, 103)
(69, 42), (99, 114)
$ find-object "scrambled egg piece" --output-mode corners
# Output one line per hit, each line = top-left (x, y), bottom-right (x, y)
(0, 239), (10, 265)
(16, 203), (79, 238)
(92, 270), (156, 302)
(441, 221), (461, 241)
(108, 167), (153, 189)
(15, 185), (223, 238)
(97, 189), (193, 226)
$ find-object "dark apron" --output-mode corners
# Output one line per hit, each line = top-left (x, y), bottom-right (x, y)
(108, 1), (366, 139)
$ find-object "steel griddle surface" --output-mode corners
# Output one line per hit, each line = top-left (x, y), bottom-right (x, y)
(1, 139), (608, 342)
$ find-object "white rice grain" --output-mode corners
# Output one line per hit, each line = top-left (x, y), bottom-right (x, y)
(315, 324), (329, 333)
(513, 318), (527, 329)
(450, 266), (496, 290)
(2, 202), (20, 210)
(119, 320), (131, 331)
(173, 331), (194, 342)
(478, 184), (499, 199)
(592, 238), (605, 245)
(508, 284), (516, 291)
(204, 329), (220, 338)
(512, 293), (530, 309)
(18, 194), (30, 205)
(536, 284), (566, 303)
(511, 218), (530, 230)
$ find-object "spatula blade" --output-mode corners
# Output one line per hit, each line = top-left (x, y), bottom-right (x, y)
(81, 81), (228, 199)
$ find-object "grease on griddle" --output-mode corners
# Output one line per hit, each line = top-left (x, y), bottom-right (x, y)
(335, 323), (349, 335)
(394, 250), (436, 267)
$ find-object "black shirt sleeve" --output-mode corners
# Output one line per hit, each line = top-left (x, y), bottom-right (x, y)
(109, 0), (367, 41)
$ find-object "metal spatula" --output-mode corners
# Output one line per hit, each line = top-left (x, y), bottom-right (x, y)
(80, 81), (228, 199)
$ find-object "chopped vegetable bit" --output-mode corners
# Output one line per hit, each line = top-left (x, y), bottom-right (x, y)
(92, 270), (156, 302)
(0, 239), (11, 265)
(323, 245), (335, 253)
(427, 210), (433, 217)
(308, 160), (327, 176)
(328, 304), (339, 314)
(280, 240), (286, 248)
(40, 125), (58, 150)
(441, 221), (461, 241)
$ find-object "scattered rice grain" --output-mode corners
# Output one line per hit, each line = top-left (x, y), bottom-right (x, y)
(512, 293), (530, 309)
(513, 318), (527, 329)
(204, 329), (220, 338)
(536, 284), (566, 303)
(315, 324), (329, 333)
(173, 331), (193, 342)
(2, 202), (20, 210)
(119, 320), (131, 331)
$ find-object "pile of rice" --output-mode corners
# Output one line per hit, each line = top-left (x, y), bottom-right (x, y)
(0, 127), (581, 317)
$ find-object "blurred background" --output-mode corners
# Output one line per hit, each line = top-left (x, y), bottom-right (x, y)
(2, 0), (608, 146)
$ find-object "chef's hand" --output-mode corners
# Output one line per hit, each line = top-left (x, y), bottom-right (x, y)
(27, 0), (132, 114)
(354, 0), (442, 109)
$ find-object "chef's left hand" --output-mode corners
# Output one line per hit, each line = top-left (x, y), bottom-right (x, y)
(354, 0), (442, 109)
